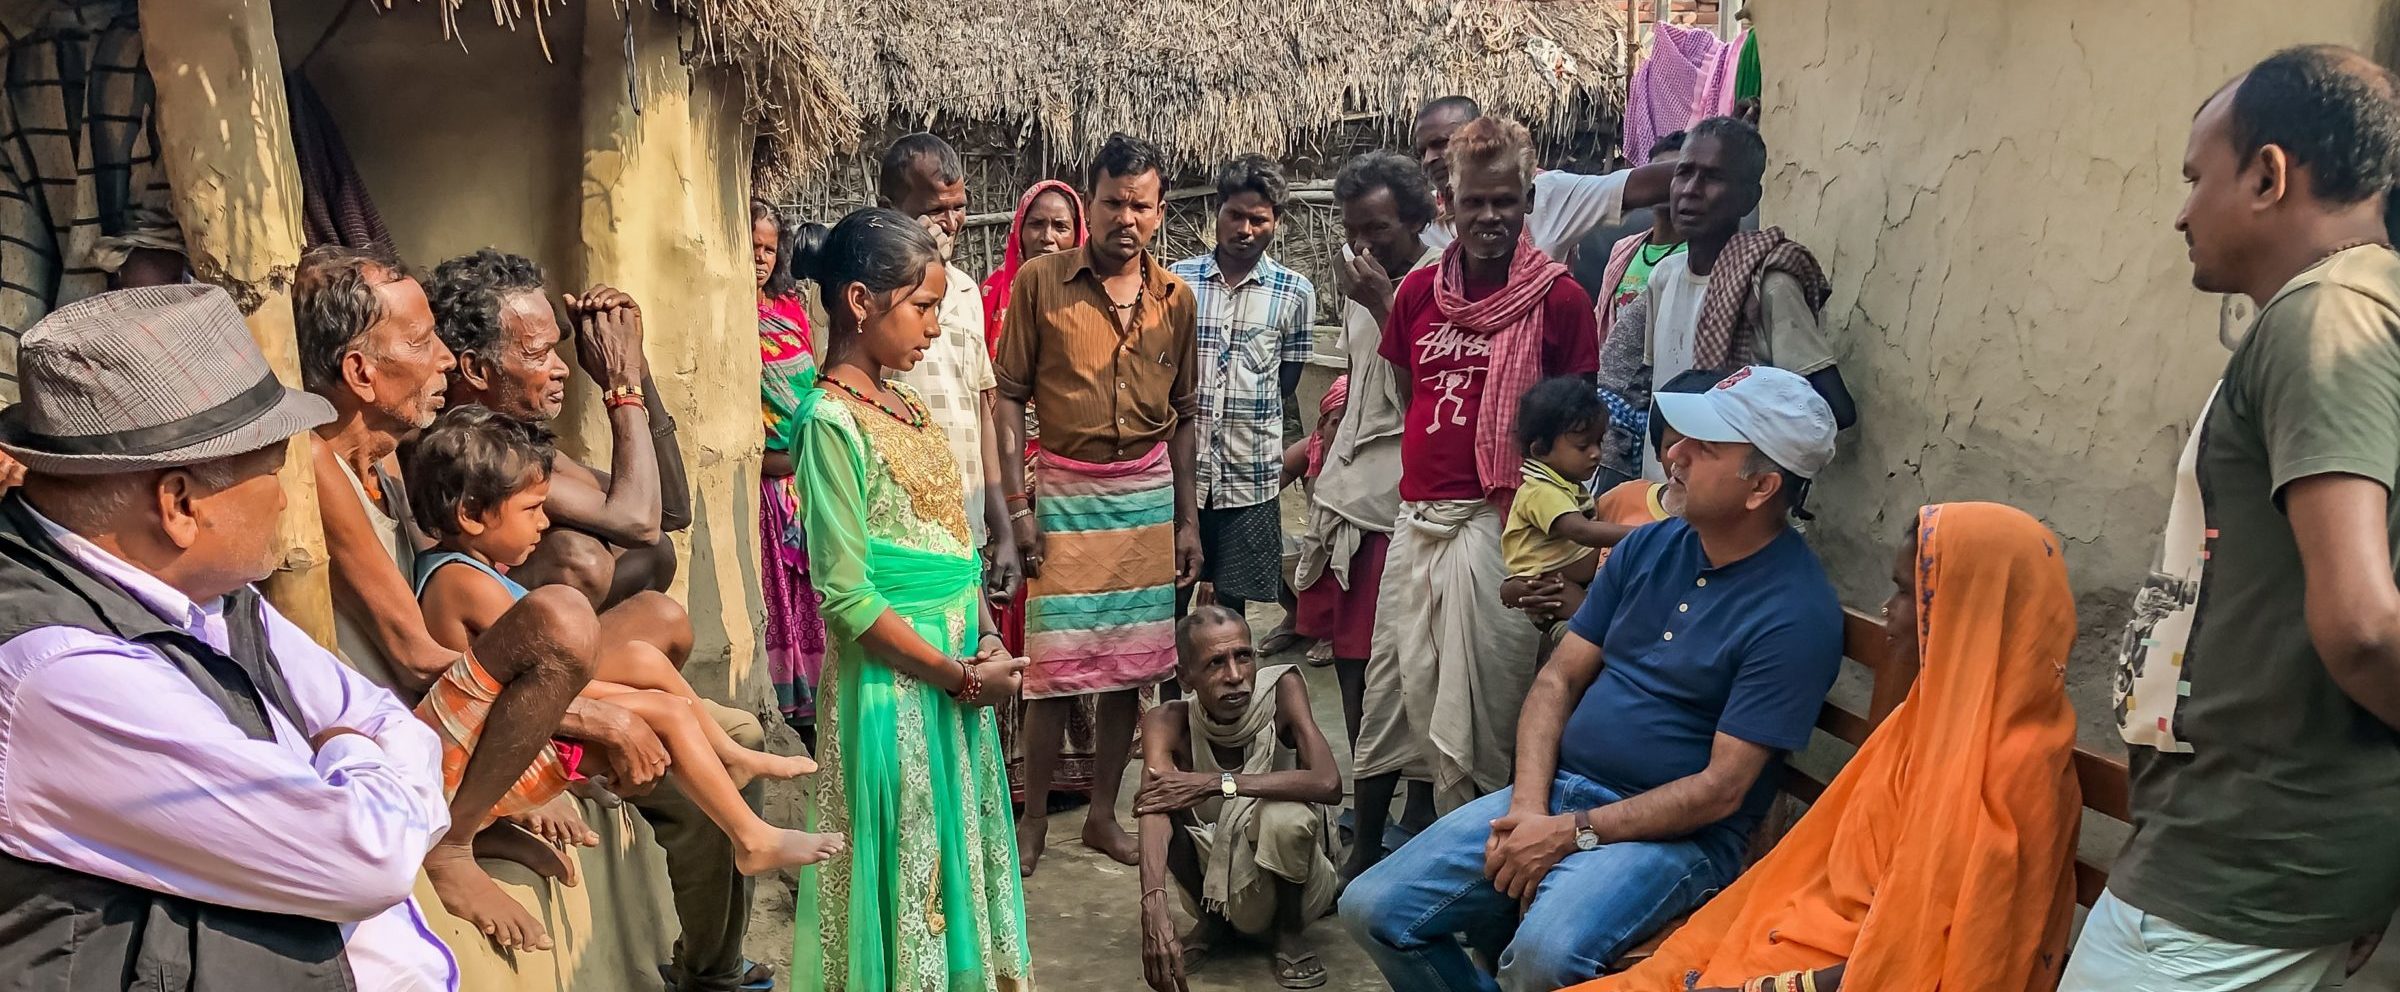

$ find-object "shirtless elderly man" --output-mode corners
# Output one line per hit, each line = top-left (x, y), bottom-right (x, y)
(422, 248), (691, 610)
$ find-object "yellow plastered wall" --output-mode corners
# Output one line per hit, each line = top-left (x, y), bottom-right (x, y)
(1758, 0), (2389, 730)
(271, 0), (768, 705)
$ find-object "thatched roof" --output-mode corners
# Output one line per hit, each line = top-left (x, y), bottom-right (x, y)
(795, 0), (1628, 175)
(443, 1), (860, 190)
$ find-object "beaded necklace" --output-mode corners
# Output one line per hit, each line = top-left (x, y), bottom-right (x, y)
(824, 371), (927, 429)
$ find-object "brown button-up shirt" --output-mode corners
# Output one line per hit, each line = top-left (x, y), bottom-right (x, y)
(993, 246), (1198, 464)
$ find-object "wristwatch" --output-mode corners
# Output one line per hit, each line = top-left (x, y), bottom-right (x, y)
(1219, 772), (1239, 798)
(1573, 808), (1601, 852)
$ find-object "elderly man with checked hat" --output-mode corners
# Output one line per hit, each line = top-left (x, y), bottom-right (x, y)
(0, 285), (458, 991)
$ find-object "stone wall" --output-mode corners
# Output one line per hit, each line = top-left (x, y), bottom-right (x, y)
(1757, 0), (2392, 741)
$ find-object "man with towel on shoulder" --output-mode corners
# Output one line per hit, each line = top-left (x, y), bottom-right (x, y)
(1133, 605), (1343, 991)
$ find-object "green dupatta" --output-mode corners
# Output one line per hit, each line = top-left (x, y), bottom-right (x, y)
(787, 384), (1028, 991)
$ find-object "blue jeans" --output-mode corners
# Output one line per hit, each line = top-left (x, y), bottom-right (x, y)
(1340, 773), (1735, 992)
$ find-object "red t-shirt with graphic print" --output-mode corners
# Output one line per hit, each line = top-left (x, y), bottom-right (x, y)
(1379, 264), (1599, 502)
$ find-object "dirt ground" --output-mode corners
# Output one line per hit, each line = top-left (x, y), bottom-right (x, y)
(1015, 656), (1386, 992)
(732, 443), (2400, 990)
(746, 616), (1378, 992)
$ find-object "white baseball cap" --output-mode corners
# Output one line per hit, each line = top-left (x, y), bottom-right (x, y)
(1653, 366), (1838, 478)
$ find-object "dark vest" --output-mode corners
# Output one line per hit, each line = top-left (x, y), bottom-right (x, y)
(0, 495), (356, 991)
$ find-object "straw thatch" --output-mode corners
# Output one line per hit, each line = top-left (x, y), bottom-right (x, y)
(435, 0), (860, 190)
(793, 0), (1627, 176)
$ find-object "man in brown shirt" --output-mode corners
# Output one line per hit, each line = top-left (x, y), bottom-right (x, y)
(996, 132), (1201, 875)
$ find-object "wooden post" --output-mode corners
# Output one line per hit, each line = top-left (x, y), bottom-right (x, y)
(138, 0), (336, 645)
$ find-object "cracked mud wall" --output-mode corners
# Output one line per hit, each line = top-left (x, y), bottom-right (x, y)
(1759, 0), (2388, 741)
(276, 1), (768, 708)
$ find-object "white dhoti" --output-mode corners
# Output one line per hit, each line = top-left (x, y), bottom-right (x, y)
(1353, 498), (1541, 811)
(1182, 801), (1339, 935)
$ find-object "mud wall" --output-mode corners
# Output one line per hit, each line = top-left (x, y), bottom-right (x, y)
(272, 1), (769, 705)
(1758, 0), (2391, 739)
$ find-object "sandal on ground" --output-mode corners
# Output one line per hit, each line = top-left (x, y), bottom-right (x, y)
(1273, 950), (1328, 990)
(1259, 626), (1306, 656)
(1181, 918), (1229, 975)
(657, 958), (774, 992)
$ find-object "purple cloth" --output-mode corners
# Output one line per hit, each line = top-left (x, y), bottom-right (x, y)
(1692, 28), (1749, 125)
(1624, 23), (1725, 166)
(762, 474), (826, 725)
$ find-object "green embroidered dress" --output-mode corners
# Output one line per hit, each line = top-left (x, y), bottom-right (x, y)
(789, 382), (1032, 992)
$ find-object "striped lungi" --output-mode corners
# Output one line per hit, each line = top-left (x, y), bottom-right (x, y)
(1022, 444), (1178, 699)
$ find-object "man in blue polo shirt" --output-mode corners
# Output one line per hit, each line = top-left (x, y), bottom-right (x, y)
(1342, 366), (1844, 992)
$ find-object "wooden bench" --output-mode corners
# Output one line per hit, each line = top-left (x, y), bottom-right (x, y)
(1620, 606), (2129, 963)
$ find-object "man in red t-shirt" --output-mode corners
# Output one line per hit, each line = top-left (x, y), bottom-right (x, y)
(1359, 116), (1600, 814)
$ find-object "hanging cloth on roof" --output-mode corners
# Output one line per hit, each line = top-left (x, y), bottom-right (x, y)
(1622, 23), (1724, 166)
(0, 0), (182, 401)
(1733, 29), (1762, 104)
(1692, 27), (1748, 124)
(287, 71), (394, 255)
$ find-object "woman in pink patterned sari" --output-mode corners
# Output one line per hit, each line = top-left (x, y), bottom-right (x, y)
(754, 199), (828, 740)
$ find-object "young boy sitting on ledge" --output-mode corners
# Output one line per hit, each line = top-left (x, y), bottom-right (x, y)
(403, 404), (844, 877)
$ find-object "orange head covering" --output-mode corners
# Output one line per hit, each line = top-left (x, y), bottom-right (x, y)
(1573, 501), (2081, 992)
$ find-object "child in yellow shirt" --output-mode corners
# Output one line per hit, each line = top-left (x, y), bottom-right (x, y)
(1504, 377), (1641, 586)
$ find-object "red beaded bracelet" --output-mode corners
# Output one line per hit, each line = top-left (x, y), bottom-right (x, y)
(947, 657), (982, 703)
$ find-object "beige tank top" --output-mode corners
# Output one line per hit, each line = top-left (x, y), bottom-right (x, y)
(330, 454), (415, 691)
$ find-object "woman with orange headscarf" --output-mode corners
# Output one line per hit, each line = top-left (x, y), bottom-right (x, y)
(1571, 501), (2081, 992)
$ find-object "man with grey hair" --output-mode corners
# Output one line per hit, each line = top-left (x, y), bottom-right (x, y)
(1601, 115), (1853, 484)
(0, 285), (454, 989)
(880, 132), (1023, 600)
(1135, 605), (1342, 991)
(296, 245), (617, 956)
(1345, 366), (1843, 990)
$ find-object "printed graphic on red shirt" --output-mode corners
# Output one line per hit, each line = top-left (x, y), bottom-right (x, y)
(1380, 267), (1601, 503)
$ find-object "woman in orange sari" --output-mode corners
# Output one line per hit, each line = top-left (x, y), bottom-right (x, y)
(1572, 501), (2081, 992)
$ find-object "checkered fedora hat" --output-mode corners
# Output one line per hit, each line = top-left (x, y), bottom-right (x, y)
(0, 285), (334, 474)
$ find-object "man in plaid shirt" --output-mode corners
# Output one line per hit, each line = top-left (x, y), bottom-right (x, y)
(1169, 156), (1316, 618)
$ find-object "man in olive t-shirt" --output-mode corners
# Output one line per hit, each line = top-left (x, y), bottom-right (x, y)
(2062, 46), (2400, 991)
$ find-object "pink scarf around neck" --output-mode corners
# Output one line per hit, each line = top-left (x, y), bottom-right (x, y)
(1433, 230), (1573, 494)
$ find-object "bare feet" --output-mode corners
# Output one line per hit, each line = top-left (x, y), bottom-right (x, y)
(506, 794), (599, 850)
(733, 826), (847, 876)
(1082, 813), (1139, 866)
(723, 748), (819, 790)
(1259, 623), (1305, 656)
(1015, 814), (1048, 877)
(474, 820), (581, 888)
(427, 840), (554, 952)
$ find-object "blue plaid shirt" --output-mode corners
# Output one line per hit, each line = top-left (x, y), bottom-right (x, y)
(1168, 252), (1316, 508)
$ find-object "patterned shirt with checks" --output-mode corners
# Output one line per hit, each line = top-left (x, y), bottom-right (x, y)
(1167, 252), (1315, 508)
(896, 261), (997, 545)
